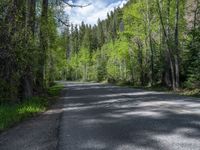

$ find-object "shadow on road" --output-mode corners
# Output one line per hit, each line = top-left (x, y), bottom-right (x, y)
(57, 82), (200, 150)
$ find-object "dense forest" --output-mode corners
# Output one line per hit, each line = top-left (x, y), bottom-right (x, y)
(0, 0), (200, 103)
(64, 0), (200, 90)
(0, 0), (70, 103)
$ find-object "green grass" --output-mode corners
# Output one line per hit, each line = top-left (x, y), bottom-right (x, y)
(178, 89), (200, 98)
(0, 97), (47, 131)
(47, 83), (64, 97)
(0, 83), (64, 132)
(112, 81), (200, 98)
(113, 81), (170, 92)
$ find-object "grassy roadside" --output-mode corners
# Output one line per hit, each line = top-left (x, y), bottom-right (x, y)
(0, 83), (64, 132)
(177, 88), (200, 98)
(112, 81), (200, 98)
(47, 83), (64, 97)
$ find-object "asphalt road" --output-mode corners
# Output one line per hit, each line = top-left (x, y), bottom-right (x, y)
(1, 82), (200, 150)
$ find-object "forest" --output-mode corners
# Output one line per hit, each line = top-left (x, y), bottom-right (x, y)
(0, 0), (200, 104)
(64, 0), (200, 90)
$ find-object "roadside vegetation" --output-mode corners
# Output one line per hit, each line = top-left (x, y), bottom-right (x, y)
(178, 89), (200, 98)
(0, 83), (63, 131)
(114, 81), (200, 98)
(0, 1), (68, 104)
(47, 83), (64, 97)
(63, 0), (200, 93)
(0, 1), (66, 130)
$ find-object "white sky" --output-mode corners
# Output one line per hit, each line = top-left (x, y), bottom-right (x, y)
(64, 0), (128, 25)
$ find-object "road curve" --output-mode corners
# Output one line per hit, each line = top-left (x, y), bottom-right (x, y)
(1, 82), (200, 150)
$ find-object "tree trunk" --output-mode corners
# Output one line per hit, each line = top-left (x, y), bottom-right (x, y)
(136, 40), (144, 86)
(174, 0), (180, 89)
(20, 0), (37, 99)
(157, 0), (176, 90)
(146, 0), (154, 86)
(193, 0), (199, 30)
(29, 0), (36, 36)
(37, 0), (48, 91)
(164, 0), (172, 87)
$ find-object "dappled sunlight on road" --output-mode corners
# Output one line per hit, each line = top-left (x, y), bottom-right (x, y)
(58, 82), (200, 150)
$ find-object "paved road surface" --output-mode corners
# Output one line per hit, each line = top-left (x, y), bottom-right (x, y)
(1, 82), (200, 150)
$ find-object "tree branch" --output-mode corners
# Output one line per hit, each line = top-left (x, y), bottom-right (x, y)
(55, 16), (69, 27)
(62, 1), (91, 8)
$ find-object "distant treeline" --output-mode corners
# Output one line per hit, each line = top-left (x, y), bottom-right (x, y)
(63, 0), (200, 90)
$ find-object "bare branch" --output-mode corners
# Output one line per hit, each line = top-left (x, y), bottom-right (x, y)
(55, 16), (69, 27)
(62, 1), (91, 8)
